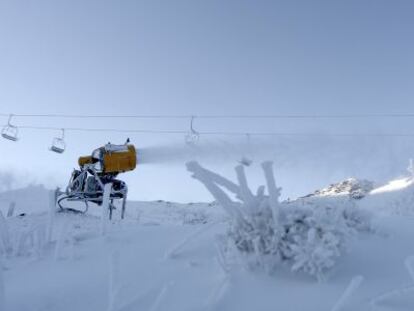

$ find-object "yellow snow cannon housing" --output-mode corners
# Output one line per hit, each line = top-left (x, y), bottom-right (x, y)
(78, 156), (94, 167)
(103, 144), (137, 174)
(78, 144), (137, 174)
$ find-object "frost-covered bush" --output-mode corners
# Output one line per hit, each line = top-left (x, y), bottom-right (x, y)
(187, 161), (370, 281)
(181, 209), (208, 225)
(0, 210), (50, 260)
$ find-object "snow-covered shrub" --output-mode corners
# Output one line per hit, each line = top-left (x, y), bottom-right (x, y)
(181, 208), (208, 225)
(281, 198), (359, 279)
(187, 161), (370, 281)
(0, 210), (50, 260)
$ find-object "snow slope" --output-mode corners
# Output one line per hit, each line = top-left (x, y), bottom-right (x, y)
(1, 178), (414, 311)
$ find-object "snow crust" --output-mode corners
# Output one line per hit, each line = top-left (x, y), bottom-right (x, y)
(1, 171), (414, 310)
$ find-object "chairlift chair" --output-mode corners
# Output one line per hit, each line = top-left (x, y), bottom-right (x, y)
(1, 114), (19, 141)
(239, 133), (253, 166)
(185, 116), (200, 145)
(50, 129), (66, 153)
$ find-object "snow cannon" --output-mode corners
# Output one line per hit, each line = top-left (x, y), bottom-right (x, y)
(78, 143), (137, 174)
(56, 141), (137, 219)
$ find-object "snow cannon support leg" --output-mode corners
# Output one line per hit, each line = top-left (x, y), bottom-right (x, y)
(102, 183), (113, 221)
(121, 193), (127, 220)
(109, 199), (115, 220)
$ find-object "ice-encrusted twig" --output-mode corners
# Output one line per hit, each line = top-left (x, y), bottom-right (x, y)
(370, 285), (414, 308)
(117, 284), (157, 311)
(331, 275), (364, 311)
(187, 161), (239, 195)
(261, 161), (281, 224)
(164, 222), (217, 259)
(0, 256), (5, 311)
(16, 230), (30, 256)
(235, 165), (255, 206)
(47, 190), (56, 243)
(186, 161), (244, 223)
(404, 255), (414, 282)
(16, 224), (46, 257)
(204, 274), (231, 311)
(0, 211), (11, 255)
(34, 224), (47, 258)
(148, 282), (174, 311)
(372, 256), (414, 308)
(107, 251), (121, 311)
(7, 202), (15, 218)
(54, 221), (69, 260)
(187, 162), (235, 208)
(205, 245), (234, 310)
(215, 244), (230, 275)
(68, 233), (76, 261)
(101, 183), (112, 235)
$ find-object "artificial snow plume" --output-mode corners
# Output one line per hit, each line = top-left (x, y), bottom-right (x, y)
(187, 161), (370, 280)
(138, 137), (273, 165)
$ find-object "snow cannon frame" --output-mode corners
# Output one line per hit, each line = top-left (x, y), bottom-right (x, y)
(56, 142), (137, 219)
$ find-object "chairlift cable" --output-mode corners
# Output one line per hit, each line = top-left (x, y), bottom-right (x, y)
(2, 112), (414, 120)
(3, 124), (414, 138)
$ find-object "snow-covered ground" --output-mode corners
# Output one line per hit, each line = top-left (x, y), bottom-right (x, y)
(2, 175), (414, 311)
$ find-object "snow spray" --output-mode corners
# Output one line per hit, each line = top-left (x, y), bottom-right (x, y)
(137, 138), (273, 165)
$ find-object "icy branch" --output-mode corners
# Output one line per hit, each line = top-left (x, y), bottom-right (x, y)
(261, 161), (281, 223)
(235, 165), (255, 206)
(0, 211), (11, 255)
(405, 255), (414, 283)
(186, 161), (239, 195)
(330, 275), (364, 311)
(47, 190), (56, 243)
(107, 251), (121, 311)
(148, 282), (174, 311)
(164, 222), (217, 259)
(101, 183), (113, 235)
(7, 202), (15, 218)
(0, 256), (4, 311)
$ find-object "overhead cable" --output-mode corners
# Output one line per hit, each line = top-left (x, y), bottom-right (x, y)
(2, 112), (414, 120)
(4, 124), (414, 138)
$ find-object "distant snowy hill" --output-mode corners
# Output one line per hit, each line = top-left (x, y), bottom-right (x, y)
(0, 184), (50, 215)
(302, 177), (375, 200)
(0, 185), (224, 224)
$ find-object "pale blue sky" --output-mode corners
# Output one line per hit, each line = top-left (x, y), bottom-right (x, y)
(0, 1), (413, 201)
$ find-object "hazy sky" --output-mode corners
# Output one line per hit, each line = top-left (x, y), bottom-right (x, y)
(0, 1), (414, 201)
